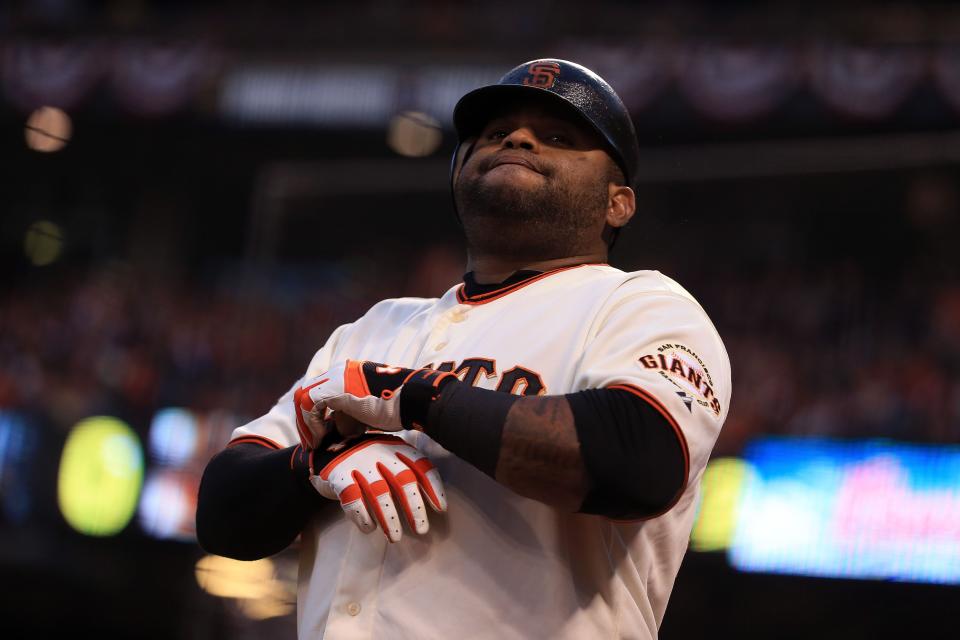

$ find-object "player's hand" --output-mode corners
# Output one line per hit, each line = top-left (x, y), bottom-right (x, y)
(294, 360), (458, 446)
(293, 433), (447, 543)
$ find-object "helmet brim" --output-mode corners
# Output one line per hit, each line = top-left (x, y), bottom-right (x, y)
(452, 83), (629, 183)
(454, 84), (605, 142)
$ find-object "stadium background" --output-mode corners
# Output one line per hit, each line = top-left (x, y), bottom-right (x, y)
(2, 1), (959, 637)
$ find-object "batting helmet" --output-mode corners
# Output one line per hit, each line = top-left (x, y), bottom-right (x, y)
(451, 58), (641, 190)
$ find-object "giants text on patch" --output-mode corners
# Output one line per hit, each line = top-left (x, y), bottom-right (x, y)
(639, 346), (722, 416)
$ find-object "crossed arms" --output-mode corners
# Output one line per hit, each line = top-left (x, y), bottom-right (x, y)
(196, 360), (687, 559)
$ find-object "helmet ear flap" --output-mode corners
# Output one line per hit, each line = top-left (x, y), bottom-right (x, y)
(449, 137), (476, 223)
(450, 137), (476, 185)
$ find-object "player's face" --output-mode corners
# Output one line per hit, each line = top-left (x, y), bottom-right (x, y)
(455, 101), (624, 259)
(462, 103), (613, 195)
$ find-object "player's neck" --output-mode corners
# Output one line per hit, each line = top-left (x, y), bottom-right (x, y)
(466, 252), (608, 284)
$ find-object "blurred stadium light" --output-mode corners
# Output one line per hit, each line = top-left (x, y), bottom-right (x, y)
(195, 554), (295, 620)
(57, 416), (143, 537)
(139, 468), (196, 540)
(23, 220), (64, 266)
(24, 106), (71, 152)
(139, 406), (240, 541)
(387, 111), (443, 157)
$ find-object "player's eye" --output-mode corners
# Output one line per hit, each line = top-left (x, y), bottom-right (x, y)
(487, 130), (508, 141)
(546, 133), (573, 146)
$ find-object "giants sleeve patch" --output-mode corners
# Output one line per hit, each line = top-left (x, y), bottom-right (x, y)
(637, 343), (722, 417)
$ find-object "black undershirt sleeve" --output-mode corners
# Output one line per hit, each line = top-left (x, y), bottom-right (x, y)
(196, 442), (329, 560)
(411, 379), (688, 520)
(420, 381), (517, 478)
(567, 388), (688, 520)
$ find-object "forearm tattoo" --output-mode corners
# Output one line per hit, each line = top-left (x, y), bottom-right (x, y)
(495, 396), (590, 511)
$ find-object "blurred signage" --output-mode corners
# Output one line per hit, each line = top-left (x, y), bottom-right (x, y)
(219, 66), (399, 126)
(690, 457), (753, 551)
(809, 44), (926, 120)
(7, 39), (960, 126)
(3, 40), (214, 115)
(677, 45), (800, 122)
(0, 411), (39, 524)
(219, 64), (502, 127)
(3, 40), (102, 111)
(727, 437), (960, 584)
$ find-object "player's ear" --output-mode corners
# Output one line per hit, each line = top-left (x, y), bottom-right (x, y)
(606, 183), (636, 229)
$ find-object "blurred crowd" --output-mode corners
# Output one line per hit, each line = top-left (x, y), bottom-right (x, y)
(0, 247), (465, 441)
(1, 233), (958, 455)
(713, 264), (960, 454)
(0, 264), (351, 436)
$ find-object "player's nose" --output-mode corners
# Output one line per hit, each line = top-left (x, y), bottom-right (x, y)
(501, 126), (539, 152)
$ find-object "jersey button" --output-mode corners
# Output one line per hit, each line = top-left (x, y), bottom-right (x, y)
(347, 602), (361, 616)
(434, 341), (448, 351)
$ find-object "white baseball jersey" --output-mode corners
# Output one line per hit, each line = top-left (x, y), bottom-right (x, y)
(230, 263), (731, 640)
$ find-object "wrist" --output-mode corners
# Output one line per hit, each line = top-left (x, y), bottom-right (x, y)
(399, 369), (460, 429)
(289, 429), (347, 501)
(420, 383), (518, 478)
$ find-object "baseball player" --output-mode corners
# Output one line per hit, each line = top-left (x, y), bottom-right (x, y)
(197, 59), (731, 640)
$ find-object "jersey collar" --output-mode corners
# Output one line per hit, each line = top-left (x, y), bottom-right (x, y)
(461, 269), (543, 299)
(456, 263), (605, 305)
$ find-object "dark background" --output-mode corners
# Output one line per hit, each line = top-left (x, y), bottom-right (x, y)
(2, 1), (960, 638)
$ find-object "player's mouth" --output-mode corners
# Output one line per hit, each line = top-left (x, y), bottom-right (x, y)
(487, 154), (543, 175)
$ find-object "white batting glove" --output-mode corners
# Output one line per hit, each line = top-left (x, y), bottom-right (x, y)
(293, 433), (447, 543)
(293, 360), (458, 448)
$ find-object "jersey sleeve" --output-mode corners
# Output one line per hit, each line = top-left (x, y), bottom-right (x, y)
(573, 290), (731, 483)
(228, 322), (354, 449)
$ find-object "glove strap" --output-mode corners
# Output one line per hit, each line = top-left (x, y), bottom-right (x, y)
(296, 431), (406, 480)
(399, 369), (459, 430)
(291, 425), (343, 481)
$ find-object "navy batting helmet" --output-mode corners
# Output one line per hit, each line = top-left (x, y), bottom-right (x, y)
(451, 58), (640, 191)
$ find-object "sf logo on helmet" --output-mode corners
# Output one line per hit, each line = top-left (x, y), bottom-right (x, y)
(523, 62), (561, 89)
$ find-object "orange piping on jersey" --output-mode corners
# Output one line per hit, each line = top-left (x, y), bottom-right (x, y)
(290, 445), (302, 469)
(606, 383), (691, 522)
(228, 435), (283, 450)
(455, 263), (608, 305)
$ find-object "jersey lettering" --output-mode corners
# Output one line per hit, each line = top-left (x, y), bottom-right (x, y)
(456, 358), (497, 386)
(423, 358), (545, 395)
(496, 365), (545, 396)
